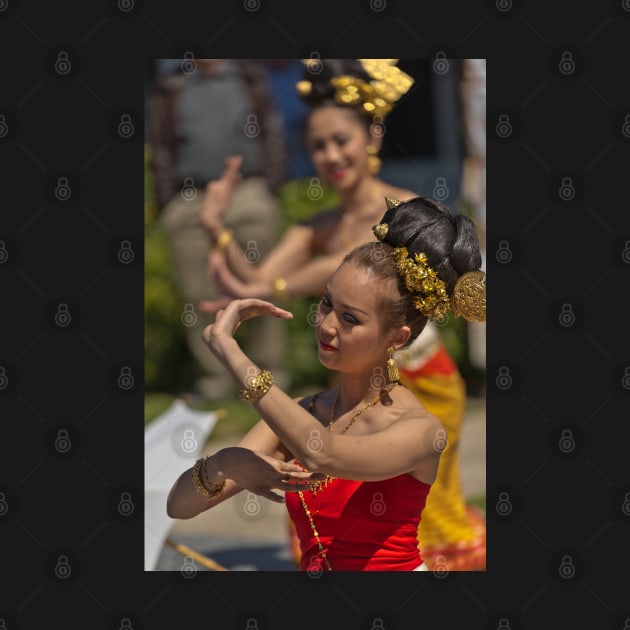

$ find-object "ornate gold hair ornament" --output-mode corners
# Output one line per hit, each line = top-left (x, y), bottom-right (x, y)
(451, 271), (486, 322)
(393, 249), (487, 322)
(296, 59), (414, 120)
(393, 247), (451, 321)
(372, 196), (487, 321)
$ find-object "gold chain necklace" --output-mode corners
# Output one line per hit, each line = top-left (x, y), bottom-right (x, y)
(297, 383), (398, 571)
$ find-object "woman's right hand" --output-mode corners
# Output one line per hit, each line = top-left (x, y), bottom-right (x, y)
(199, 155), (243, 239)
(214, 447), (324, 503)
(198, 251), (275, 314)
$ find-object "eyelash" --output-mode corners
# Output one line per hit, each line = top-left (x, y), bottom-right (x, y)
(320, 295), (359, 324)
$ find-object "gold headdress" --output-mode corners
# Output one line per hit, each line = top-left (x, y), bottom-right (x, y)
(296, 59), (414, 119)
(373, 197), (487, 322)
(393, 247), (451, 320)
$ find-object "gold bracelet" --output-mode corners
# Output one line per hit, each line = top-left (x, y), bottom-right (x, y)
(192, 456), (225, 499)
(238, 369), (274, 403)
(204, 455), (225, 482)
(272, 277), (288, 301)
(201, 456), (226, 499)
(213, 228), (233, 252)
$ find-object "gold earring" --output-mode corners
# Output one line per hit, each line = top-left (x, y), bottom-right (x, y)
(387, 347), (400, 384)
(366, 145), (381, 175)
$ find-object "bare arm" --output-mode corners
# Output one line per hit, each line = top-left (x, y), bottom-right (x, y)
(221, 223), (314, 284)
(199, 156), (317, 284)
(259, 394), (445, 482)
(166, 411), (320, 519)
(203, 299), (447, 482)
(271, 249), (347, 299)
(205, 247), (348, 309)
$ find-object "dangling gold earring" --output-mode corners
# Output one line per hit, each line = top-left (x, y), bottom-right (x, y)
(387, 347), (400, 384)
(366, 145), (381, 175)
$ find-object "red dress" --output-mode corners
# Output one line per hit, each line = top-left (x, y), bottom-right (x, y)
(285, 473), (431, 571)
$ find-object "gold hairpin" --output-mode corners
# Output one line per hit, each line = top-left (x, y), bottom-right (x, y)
(372, 223), (389, 240)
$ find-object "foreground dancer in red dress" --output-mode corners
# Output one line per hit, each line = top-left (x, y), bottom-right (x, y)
(167, 196), (486, 571)
(199, 59), (486, 570)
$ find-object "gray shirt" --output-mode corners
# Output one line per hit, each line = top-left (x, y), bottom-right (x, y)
(175, 60), (265, 185)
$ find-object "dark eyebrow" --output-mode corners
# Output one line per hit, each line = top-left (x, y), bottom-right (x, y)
(323, 286), (369, 316)
(341, 303), (369, 316)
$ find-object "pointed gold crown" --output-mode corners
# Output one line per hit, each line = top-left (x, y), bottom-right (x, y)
(372, 197), (402, 240)
(296, 59), (414, 119)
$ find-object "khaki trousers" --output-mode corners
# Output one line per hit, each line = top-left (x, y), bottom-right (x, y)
(159, 177), (289, 398)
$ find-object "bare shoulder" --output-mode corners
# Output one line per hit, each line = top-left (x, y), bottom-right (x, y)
(299, 207), (340, 230)
(390, 386), (444, 430)
(393, 383), (429, 410)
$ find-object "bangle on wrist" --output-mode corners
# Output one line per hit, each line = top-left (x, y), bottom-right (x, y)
(213, 228), (233, 252)
(192, 456), (225, 499)
(239, 369), (274, 403)
(204, 455), (225, 482)
(272, 277), (288, 302)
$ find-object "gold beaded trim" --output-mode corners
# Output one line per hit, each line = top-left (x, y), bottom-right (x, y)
(297, 491), (333, 571)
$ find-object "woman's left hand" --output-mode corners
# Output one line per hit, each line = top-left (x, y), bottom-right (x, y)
(202, 298), (293, 357)
(214, 447), (324, 503)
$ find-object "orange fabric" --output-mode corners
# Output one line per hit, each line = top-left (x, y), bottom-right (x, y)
(420, 505), (486, 571)
(400, 365), (486, 571)
(398, 345), (457, 378)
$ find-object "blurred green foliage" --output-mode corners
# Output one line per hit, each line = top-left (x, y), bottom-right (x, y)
(275, 177), (341, 394)
(276, 176), (340, 223)
(144, 145), (188, 391)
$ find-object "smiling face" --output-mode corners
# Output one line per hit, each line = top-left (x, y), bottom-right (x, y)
(315, 261), (407, 376)
(305, 105), (379, 190)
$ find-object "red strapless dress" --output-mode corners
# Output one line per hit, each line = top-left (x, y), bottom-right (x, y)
(285, 472), (431, 571)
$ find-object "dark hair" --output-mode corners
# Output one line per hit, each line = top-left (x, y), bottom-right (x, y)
(342, 196), (483, 345)
(298, 59), (374, 131)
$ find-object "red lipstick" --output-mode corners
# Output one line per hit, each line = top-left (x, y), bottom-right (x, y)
(319, 339), (336, 352)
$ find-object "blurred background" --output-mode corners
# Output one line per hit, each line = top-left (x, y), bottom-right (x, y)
(144, 58), (486, 427)
(143, 58), (486, 570)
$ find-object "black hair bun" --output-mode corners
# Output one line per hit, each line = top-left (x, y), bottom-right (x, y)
(379, 196), (482, 294)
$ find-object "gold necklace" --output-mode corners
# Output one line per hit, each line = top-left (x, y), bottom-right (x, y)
(297, 382), (398, 571)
